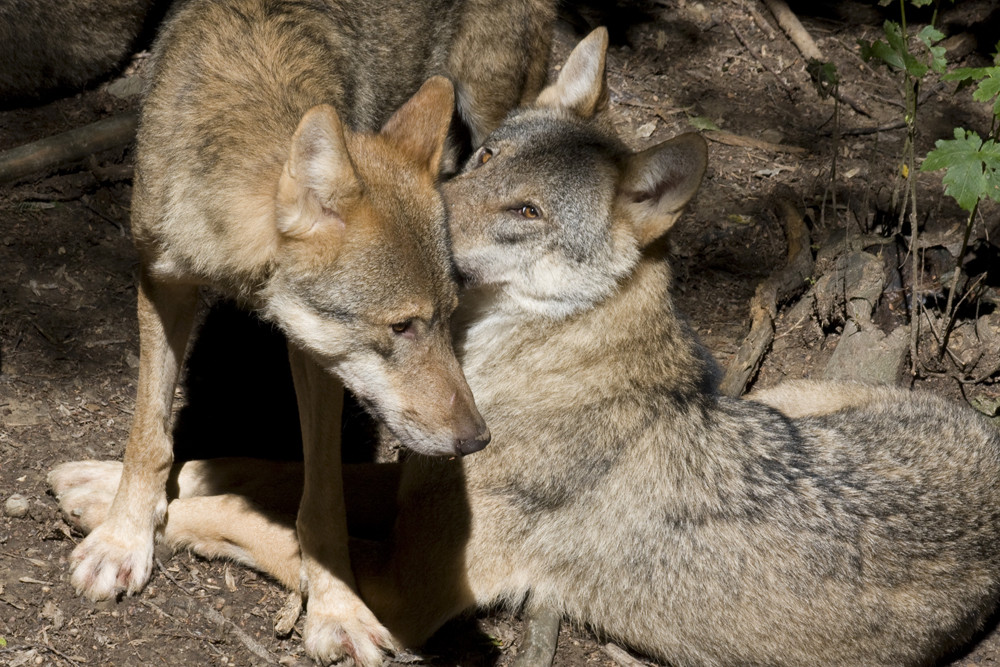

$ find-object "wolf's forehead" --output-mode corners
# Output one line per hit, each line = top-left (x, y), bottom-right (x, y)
(492, 112), (620, 162)
(297, 243), (455, 316)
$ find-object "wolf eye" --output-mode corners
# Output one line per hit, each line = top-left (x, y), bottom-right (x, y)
(391, 319), (415, 337)
(477, 148), (493, 165)
(518, 204), (540, 219)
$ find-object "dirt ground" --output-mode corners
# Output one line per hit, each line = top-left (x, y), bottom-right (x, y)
(3, 0), (1000, 665)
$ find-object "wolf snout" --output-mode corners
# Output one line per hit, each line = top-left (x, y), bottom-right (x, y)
(455, 423), (491, 456)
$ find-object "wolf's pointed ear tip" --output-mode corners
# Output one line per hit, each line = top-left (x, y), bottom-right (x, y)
(670, 132), (709, 164)
(296, 104), (344, 141)
(302, 103), (338, 123)
(423, 75), (455, 100)
(414, 76), (456, 118)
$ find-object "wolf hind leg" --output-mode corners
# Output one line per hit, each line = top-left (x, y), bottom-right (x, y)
(50, 457), (302, 533)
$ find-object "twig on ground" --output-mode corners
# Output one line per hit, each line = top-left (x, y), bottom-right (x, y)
(832, 90), (872, 118)
(0, 596), (26, 610)
(720, 195), (813, 397)
(193, 598), (281, 664)
(0, 642), (82, 667)
(603, 643), (649, 667)
(829, 120), (908, 136)
(142, 595), (281, 664)
(745, 0), (776, 40)
(0, 549), (47, 567)
(704, 130), (806, 154)
(0, 111), (138, 184)
(513, 607), (561, 667)
(87, 154), (134, 183)
(156, 557), (198, 596)
(273, 591), (302, 637)
(725, 17), (792, 95)
(764, 0), (823, 61)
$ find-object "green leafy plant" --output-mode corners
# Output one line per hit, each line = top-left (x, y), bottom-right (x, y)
(923, 63), (1000, 210)
(857, 0), (949, 374)
(920, 54), (1000, 355)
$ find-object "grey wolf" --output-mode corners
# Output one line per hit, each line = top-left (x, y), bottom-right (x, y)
(53, 1), (555, 665)
(51, 27), (1000, 667)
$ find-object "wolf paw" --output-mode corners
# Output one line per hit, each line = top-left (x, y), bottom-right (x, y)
(50, 460), (155, 600)
(303, 603), (397, 667)
(48, 460), (123, 533)
(68, 520), (156, 600)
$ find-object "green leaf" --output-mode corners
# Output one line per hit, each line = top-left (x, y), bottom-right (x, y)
(807, 60), (839, 99)
(862, 21), (934, 77)
(943, 67), (1000, 112)
(921, 129), (992, 211)
(916, 25), (944, 45)
(972, 73), (1000, 116)
(859, 38), (900, 69)
(972, 71), (1000, 98)
(904, 56), (929, 78)
(909, 0), (934, 6)
(928, 44), (947, 73)
(0, 637), (6, 648)
(687, 115), (720, 131)
(942, 67), (992, 83)
(916, 25), (947, 75)
(982, 140), (1000, 203)
(884, 21), (909, 66)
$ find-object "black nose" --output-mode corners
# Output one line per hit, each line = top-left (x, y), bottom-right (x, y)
(455, 427), (491, 456)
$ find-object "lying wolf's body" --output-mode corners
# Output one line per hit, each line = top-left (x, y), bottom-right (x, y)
(52, 28), (1000, 667)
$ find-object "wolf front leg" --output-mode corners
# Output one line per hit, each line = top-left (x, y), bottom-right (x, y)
(68, 271), (199, 599)
(288, 345), (397, 667)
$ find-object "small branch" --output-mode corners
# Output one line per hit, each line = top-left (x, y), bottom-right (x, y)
(725, 17), (792, 95)
(0, 111), (138, 184)
(704, 130), (806, 154)
(745, 0), (776, 40)
(273, 591), (303, 637)
(0, 642), (82, 667)
(195, 598), (281, 664)
(513, 607), (561, 667)
(830, 120), (907, 136)
(720, 196), (813, 397)
(603, 643), (649, 667)
(832, 90), (872, 118)
(155, 557), (198, 596)
(764, 0), (823, 61)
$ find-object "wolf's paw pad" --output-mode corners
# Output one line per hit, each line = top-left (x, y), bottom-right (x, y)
(69, 523), (155, 601)
(48, 461), (123, 532)
(303, 606), (397, 667)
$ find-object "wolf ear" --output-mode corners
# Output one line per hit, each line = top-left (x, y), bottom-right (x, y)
(619, 133), (707, 247)
(380, 75), (455, 175)
(535, 27), (609, 118)
(277, 104), (360, 238)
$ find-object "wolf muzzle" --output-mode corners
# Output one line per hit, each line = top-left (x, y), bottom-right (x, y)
(455, 422), (491, 456)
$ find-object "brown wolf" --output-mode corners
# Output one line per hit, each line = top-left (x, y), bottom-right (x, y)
(51, 27), (1000, 667)
(53, 0), (555, 665)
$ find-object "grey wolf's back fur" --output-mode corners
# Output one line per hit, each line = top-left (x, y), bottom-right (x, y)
(506, 386), (1000, 666)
